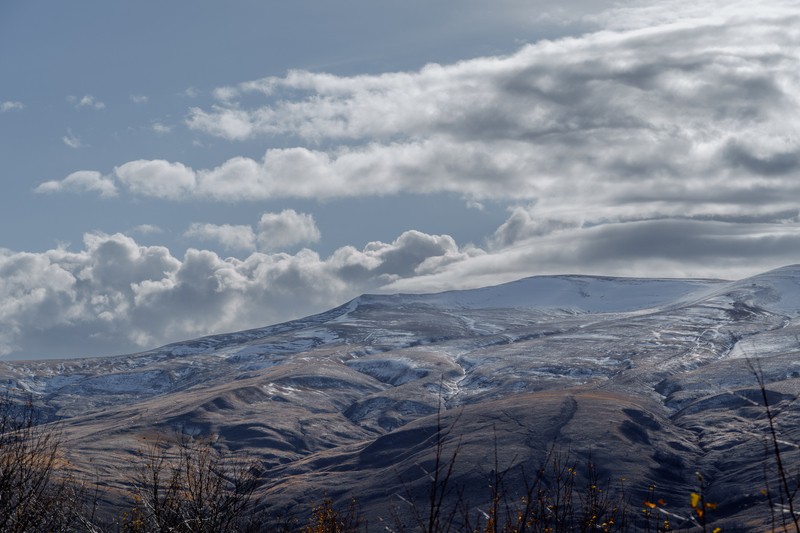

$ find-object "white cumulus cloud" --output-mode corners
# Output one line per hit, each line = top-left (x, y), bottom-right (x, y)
(185, 223), (257, 252)
(0, 229), (473, 359)
(114, 160), (196, 199)
(34, 170), (117, 198)
(184, 210), (322, 252)
(256, 209), (321, 251)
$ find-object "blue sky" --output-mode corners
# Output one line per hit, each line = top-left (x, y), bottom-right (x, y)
(1, 0), (799, 359)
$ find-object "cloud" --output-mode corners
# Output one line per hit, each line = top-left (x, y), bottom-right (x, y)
(256, 209), (321, 250)
(62, 129), (83, 149)
(212, 86), (239, 102)
(114, 160), (196, 199)
(34, 171), (117, 198)
(49, 1), (800, 232)
(130, 224), (163, 235)
(184, 210), (322, 252)
(489, 206), (578, 249)
(188, 7), (799, 151)
(0, 229), (471, 358)
(130, 94), (149, 104)
(385, 217), (800, 294)
(187, 105), (253, 140)
(185, 223), (256, 252)
(4, 207), (796, 359)
(68, 94), (105, 110)
(151, 122), (171, 134)
(590, 0), (799, 31)
(0, 101), (24, 112)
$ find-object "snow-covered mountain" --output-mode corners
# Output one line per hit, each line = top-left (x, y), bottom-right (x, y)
(3, 265), (800, 528)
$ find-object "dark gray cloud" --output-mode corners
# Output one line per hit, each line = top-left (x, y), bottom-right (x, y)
(574, 219), (800, 263)
(388, 217), (800, 294)
(723, 142), (800, 177)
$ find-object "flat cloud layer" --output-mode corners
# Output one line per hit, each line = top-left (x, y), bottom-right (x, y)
(12, 0), (800, 358)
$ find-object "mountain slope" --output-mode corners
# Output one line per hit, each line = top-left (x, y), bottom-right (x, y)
(2, 267), (800, 528)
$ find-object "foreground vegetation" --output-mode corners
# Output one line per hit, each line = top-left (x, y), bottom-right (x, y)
(2, 363), (799, 532)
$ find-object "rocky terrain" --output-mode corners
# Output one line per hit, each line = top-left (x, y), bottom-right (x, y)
(3, 265), (800, 529)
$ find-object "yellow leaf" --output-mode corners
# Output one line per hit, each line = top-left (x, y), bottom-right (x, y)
(643, 501), (657, 509)
(690, 493), (701, 509)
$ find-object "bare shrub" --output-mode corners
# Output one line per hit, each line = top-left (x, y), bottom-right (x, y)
(0, 394), (94, 532)
(121, 434), (263, 533)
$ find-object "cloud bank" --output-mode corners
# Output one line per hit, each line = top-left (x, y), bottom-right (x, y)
(42, 3), (800, 230)
(3, 209), (798, 359)
(0, 230), (473, 358)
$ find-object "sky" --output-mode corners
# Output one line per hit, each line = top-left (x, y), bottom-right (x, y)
(1, 0), (799, 360)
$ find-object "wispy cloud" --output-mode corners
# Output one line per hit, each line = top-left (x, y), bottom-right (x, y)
(130, 94), (149, 104)
(68, 94), (106, 110)
(151, 122), (172, 134)
(62, 129), (83, 148)
(212, 86), (238, 102)
(130, 224), (163, 235)
(0, 101), (24, 112)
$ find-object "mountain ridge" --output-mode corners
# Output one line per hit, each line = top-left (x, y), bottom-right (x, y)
(3, 265), (800, 528)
